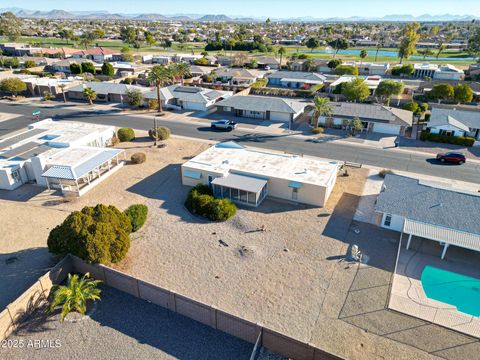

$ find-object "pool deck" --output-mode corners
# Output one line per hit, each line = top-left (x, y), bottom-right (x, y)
(390, 236), (480, 338)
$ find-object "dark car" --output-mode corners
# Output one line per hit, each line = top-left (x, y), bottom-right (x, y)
(436, 152), (466, 164)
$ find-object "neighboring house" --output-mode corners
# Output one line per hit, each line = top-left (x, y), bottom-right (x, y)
(142, 54), (172, 65)
(327, 75), (382, 94)
(255, 56), (280, 70)
(181, 141), (339, 207)
(67, 82), (150, 103)
(216, 56), (235, 67)
(0, 119), (122, 196)
(216, 95), (307, 122)
(0, 43), (43, 56)
(413, 63), (464, 80)
(72, 47), (121, 62)
(266, 71), (326, 89)
(342, 61), (390, 76)
(418, 80), (480, 99)
(39, 47), (78, 58)
(145, 85), (232, 111)
(189, 65), (216, 78)
(288, 59), (330, 73)
(23, 77), (83, 97)
(318, 102), (413, 135)
(427, 107), (480, 140)
(214, 68), (258, 86)
(172, 54), (204, 64)
(468, 63), (480, 80)
(17, 56), (48, 67)
(375, 174), (480, 259)
(46, 58), (97, 74)
(104, 62), (150, 76)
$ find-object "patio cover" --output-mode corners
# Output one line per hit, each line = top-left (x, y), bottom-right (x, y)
(403, 218), (480, 252)
(211, 173), (267, 193)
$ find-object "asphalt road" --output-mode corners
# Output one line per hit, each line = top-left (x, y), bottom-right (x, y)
(1, 101), (480, 183)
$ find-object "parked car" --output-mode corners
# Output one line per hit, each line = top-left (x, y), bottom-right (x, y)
(211, 120), (237, 131)
(436, 152), (466, 164)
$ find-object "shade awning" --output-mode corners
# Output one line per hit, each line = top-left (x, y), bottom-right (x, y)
(211, 173), (267, 193)
(288, 181), (303, 189)
(184, 169), (202, 179)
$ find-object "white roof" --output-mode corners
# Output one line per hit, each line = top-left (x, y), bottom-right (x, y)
(182, 142), (338, 187)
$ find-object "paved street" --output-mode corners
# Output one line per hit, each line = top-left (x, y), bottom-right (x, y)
(1, 101), (480, 183)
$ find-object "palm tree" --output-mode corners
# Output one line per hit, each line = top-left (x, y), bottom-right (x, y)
(48, 273), (101, 321)
(83, 87), (97, 105)
(311, 96), (332, 128)
(147, 65), (171, 113)
(173, 63), (189, 85)
(278, 47), (287, 69)
(374, 35), (385, 62)
(359, 50), (368, 65)
(58, 83), (67, 103)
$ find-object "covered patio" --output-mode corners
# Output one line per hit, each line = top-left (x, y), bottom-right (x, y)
(42, 148), (125, 196)
(211, 173), (268, 207)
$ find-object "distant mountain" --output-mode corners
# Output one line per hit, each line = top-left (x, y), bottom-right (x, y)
(134, 14), (167, 20)
(198, 14), (232, 22)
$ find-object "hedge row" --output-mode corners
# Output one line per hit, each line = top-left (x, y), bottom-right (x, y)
(185, 184), (236, 222)
(420, 131), (475, 147)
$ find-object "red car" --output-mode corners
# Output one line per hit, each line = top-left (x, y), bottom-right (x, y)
(436, 152), (466, 164)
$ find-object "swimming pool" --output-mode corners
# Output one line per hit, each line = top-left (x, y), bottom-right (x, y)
(421, 266), (480, 317)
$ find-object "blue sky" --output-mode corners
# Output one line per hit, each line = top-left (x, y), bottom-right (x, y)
(1, 0), (480, 18)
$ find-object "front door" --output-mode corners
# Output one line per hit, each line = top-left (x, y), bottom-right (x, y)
(292, 188), (298, 200)
(208, 175), (213, 189)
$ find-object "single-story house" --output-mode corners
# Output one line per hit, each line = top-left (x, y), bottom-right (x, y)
(327, 75), (382, 94)
(72, 47), (121, 62)
(288, 59), (330, 73)
(376, 174), (480, 259)
(23, 77), (83, 97)
(216, 56), (234, 67)
(0, 119), (122, 196)
(468, 63), (480, 79)
(142, 54), (172, 65)
(413, 63), (464, 81)
(318, 102), (413, 135)
(343, 61), (390, 76)
(46, 59), (97, 74)
(189, 65), (216, 78)
(145, 84), (233, 111)
(255, 56), (280, 70)
(216, 95), (307, 122)
(266, 71), (326, 89)
(214, 68), (258, 86)
(181, 141), (339, 207)
(427, 107), (480, 140)
(67, 82), (150, 103)
(172, 54), (204, 64)
(0, 43), (43, 56)
(39, 47), (78, 58)
(17, 56), (48, 67)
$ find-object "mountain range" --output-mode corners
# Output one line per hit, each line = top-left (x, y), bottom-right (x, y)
(0, 8), (478, 22)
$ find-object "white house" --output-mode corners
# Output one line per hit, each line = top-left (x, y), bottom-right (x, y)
(427, 107), (480, 141)
(181, 141), (339, 207)
(413, 63), (464, 81)
(0, 119), (123, 196)
(266, 71), (326, 89)
(376, 174), (480, 259)
(343, 61), (390, 76)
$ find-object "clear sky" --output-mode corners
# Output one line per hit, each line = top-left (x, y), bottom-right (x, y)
(1, 0), (480, 18)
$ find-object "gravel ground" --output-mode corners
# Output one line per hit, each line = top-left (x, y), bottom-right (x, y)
(1, 286), (254, 360)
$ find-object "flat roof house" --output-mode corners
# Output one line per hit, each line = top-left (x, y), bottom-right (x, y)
(413, 63), (464, 81)
(215, 95), (307, 122)
(266, 71), (326, 89)
(182, 142), (339, 207)
(427, 107), (480, 141)
(376, 174), (480, 259)
(343, 61), (390, 76)
(318, 102), (413, 135)
(0, 119), (123, 196)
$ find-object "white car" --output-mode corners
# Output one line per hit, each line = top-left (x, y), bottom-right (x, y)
(211, 120), (238, 131)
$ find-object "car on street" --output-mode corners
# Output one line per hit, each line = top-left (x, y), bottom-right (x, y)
(210, 119), (238, 131)
(436, 152), (466, 164)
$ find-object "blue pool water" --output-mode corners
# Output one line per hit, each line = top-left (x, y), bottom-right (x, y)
(421, 266), (480, 317)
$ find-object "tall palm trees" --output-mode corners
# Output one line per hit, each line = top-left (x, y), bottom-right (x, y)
(172, 63), (190, 85)
(311, 96), (332, 128)
(48, 273), (101, 321)
(278, 46), (287, 69)
(83, 87), (97, 105)
(147, 65), (171, 113)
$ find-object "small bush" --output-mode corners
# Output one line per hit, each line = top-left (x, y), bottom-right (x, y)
(379, 169), (394, 178)
(312, 127), (324, 134)
(184, 184), (236, 221)
(147, 99), (159, 110)
(117, 128), (135, 142)
(124, 204), (148, 232)
(111, 136), (120, 146)
(130, 152), (146, 164)
(148, 126), (171, 140)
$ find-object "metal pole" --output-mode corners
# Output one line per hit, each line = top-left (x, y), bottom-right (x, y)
(153, 116), (158, 146)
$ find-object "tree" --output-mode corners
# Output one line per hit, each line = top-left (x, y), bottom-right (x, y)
(402, 101), (419, 113)
(349, 117), (364, 135)
(359, 49), (368, 64)
(374, 35), (385, 62)
(120, 26), (137, 45)
(0, 77), (26, 96)
(120, 47), (134, 62)
(327, 59), (342, 69)
(125, 88), (144, 108)
(147, 65), (171, 113)
(81, 62), (96, 74)
(342, 78), (370, 102)
(83, 87), (97, 105)
(93, 28), (105, 39)
(376, 80), (404, 105)
(311, 96), (332, 128)
(334, 65), (358, 75)
(70, 63), (82, 75)
(47, 204), (132, 264)
(467, 28), (480, 61)
(80, 31), (96, 50)
(3, 57), (19, 68)
(391, 64), (414, 76)
(23, 60), (36, 69)
(303, 58), (316, 72)
(48, 273), (101, 321)
(278, 46), (287, 68)
(172, 63), (190, 85)
(145, 32), (156, 47)
(59, 29), (74, 44)
(101, 62), (115, 76)
(58, 84), (67, 103)
(419, 48), (434, 59)
(454, 84), (473, 104)
(430, 83), (454, 103)
(162, 39), (172, 49)
(0, 12), (21, 41)
(328, 38), (349, 59)
(398, 22), (420, 63)
(306, 37), (320, 52)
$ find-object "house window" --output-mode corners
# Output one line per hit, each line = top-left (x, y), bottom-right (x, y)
(384, 214), (392, 227)
(223, 106), (231, 112)
(439, 129), (455, 136)
(11, 169), (21, 183)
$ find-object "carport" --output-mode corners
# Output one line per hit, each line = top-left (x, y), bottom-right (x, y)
(211, 173), (268, 207)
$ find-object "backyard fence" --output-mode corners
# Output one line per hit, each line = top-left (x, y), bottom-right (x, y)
(1, 255), (341, 360)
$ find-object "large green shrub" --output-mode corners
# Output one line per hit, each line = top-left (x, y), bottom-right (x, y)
(402, 101), (419, 113)
(184, 184), (236, 221)
(47, 204), (132, 264)
(124, 204), (148, 232)
(148, 126), (171, 140)
(117, 128), (135, 142)
(420, 131), (475, 147)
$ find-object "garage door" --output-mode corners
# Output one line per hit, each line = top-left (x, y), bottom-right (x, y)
(270, 111), (292, 122)
(183, 102), (206, 111)
(373, 122), (401, 135)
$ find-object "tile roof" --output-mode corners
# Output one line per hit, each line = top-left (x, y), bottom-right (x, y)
(73, 47), (120, 56)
